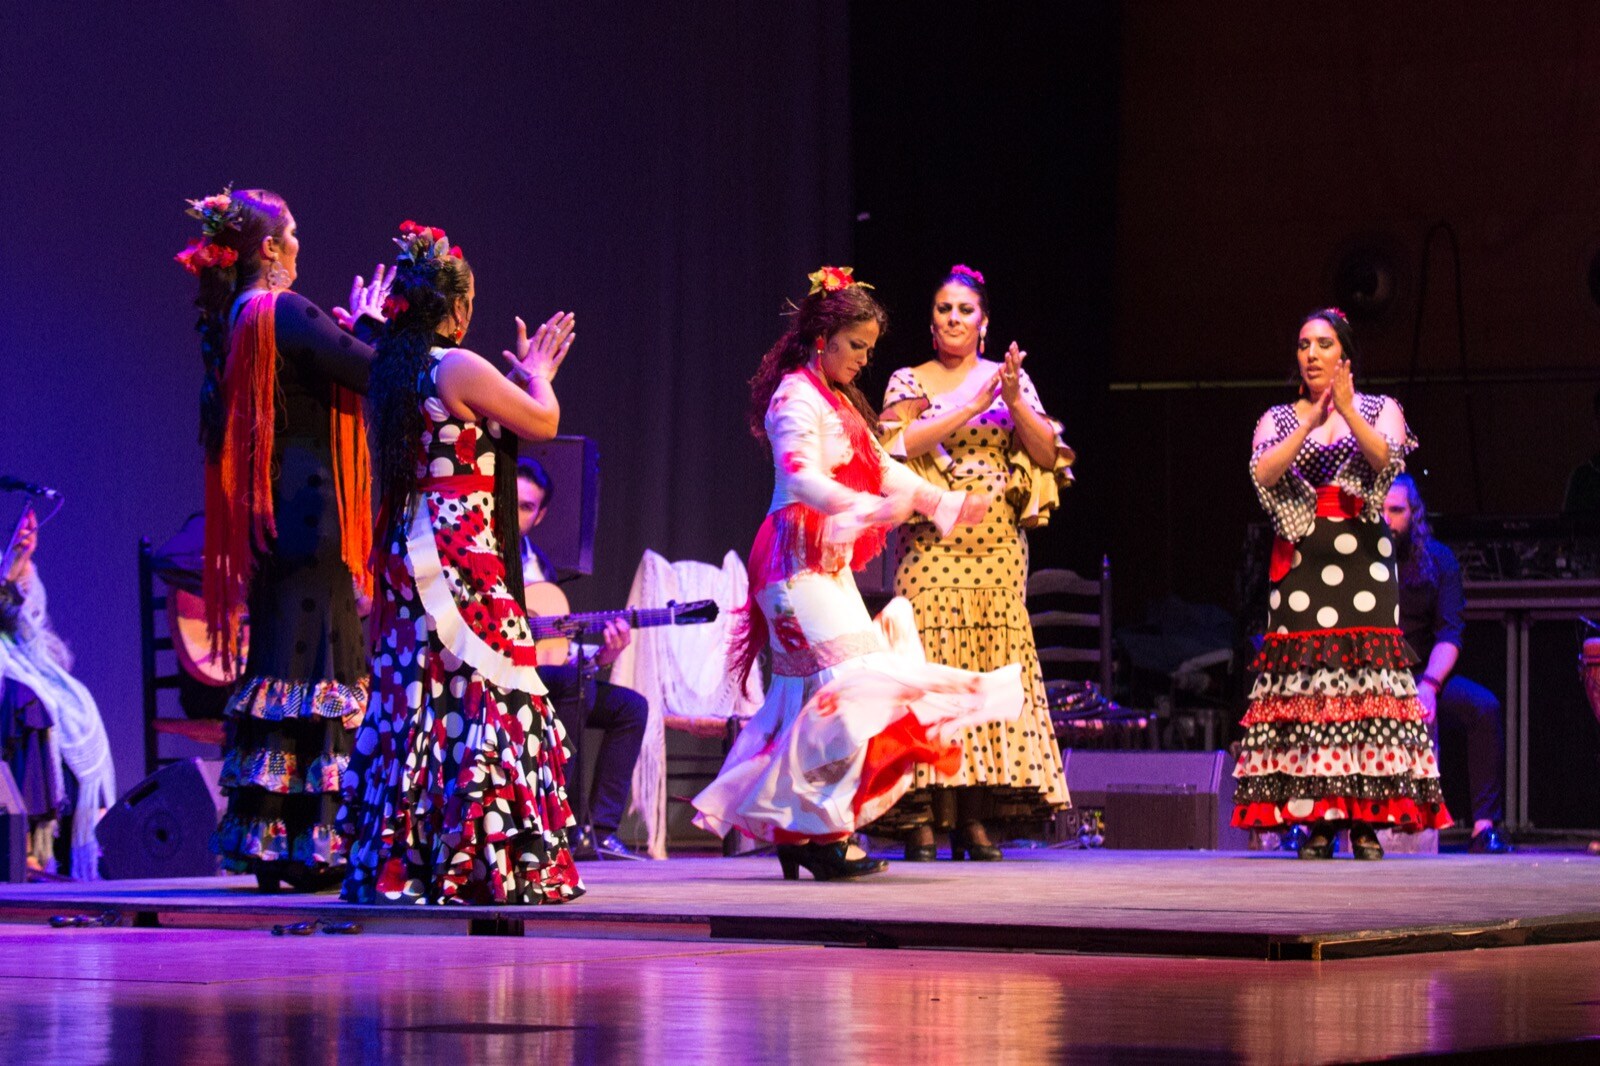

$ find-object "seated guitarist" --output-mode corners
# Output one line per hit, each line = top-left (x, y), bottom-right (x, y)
(517, 459), (647, 860)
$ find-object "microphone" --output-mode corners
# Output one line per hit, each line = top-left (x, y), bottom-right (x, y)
(0, 476), (60, 499)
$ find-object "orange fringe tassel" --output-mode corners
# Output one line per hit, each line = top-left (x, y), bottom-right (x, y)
(203, 291), (373, 660)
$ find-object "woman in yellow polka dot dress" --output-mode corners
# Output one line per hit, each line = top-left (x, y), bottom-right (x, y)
(869, 265), (1073, 861)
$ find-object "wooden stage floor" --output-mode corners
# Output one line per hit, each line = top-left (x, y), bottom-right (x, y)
(3, 849), (1598, 962)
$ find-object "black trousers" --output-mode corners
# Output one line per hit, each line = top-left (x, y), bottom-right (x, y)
(1431, 675), (1505, 826)
(539, 665), (648, 836)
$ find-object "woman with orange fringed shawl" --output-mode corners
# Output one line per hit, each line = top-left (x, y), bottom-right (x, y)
(179, 187), (390, 892)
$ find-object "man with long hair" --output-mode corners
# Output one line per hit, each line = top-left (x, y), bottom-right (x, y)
(1385, 474), (1511, 854)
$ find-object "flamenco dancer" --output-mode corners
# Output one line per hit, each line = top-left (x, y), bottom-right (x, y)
(181, 187), (388, 891)
(1236, 308), (1450, 859)
(339, 223), (583, 904)
(871, 265), (1073, 861)
(692, 267), (1025, 881)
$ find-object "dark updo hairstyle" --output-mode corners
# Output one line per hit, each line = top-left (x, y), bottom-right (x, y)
(1297, 307), (1359, 397)
(936, 264), (989, 318)
(747, 284), (888, 448)
(189, 188), (290, 460)
(368, 245), (474, 532)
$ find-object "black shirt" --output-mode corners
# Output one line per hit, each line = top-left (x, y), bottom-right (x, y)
(1397, 537), (1464, 655)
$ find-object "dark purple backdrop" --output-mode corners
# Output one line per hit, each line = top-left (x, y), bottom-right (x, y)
(1, 3), (850, 794)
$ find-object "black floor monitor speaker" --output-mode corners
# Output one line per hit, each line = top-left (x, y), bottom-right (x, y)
(1064, 749), (1250, 850)
(520, 435), (599, 578)
(96, 758), (225, 880)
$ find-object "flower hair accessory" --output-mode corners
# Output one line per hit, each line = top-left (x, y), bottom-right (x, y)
(176, 184), (245, 274)
(950, 263), (985, 285)
(807, 265), (873, 296)
(185, 185), (243, 237)
(175, 241), (239, 275)
(395, 220), (462, 264)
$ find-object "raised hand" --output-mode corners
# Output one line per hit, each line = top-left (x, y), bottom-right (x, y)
(6, 509), (37, 581)
(1330, 360), (1356, 417)
(332, 263), (395, 330)
(504, 311), (576, 387)
(1305, 388), (1335, 430)
(999, 342), (1027, 406)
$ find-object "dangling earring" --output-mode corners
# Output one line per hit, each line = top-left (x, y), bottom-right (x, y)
(266, 261), (290, 290)
(814, 336), (826, 355)
(454, 327), (465, 343)
(931, 326), (938, 353)
(979, 328), (987, 356)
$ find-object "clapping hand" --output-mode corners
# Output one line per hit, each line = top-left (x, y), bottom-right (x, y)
(1330, 360), (1356, 418)
(505, 311), (576, 386)
(332, 264), (395, 330)
(999, 342), (1027, 406)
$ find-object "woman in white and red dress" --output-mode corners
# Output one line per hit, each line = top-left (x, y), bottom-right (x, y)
(1236, 307), (1450, 860)
(692, 267), (1024, 881)
(340, 223), (582, 904)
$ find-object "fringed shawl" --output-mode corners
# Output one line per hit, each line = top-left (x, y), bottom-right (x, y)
(203, 290), (373, 657)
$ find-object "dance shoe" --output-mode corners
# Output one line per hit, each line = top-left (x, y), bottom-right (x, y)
(1467, 827), (1513, 854)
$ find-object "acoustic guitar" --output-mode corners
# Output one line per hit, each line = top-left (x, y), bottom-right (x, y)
(168, 587), (248, 687)
(522, 580), (718, 667)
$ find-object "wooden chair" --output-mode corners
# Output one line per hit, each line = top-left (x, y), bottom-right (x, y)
(1027, 557), (1113, 693)
(138, 538), (225, 777)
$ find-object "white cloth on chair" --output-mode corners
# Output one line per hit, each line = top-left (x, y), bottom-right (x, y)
(609, 550), (762, 859)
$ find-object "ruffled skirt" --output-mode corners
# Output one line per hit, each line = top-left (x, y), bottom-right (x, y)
(692, 570), (1024, 844)
(1233, 516), (1450, 830)
(212, 676), (366, 872)
(338, 484), (582, 904)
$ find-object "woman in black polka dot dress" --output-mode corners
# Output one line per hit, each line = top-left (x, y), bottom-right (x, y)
(1236, 308), (1450, 859)
(867, 266), (1074, 860)
(339, 224), (583, 904)
(182, 187), (388, 891)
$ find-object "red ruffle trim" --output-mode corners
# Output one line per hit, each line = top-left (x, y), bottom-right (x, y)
(1251, 628), (1414, 674)
(1242, 693), (1424, 725)
(1232, 797), (1453, 831)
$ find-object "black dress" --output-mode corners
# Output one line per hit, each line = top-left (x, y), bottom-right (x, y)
(211, 292), (376, 874)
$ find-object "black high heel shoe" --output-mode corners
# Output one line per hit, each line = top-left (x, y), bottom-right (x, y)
(255, 859), (291, 893)
(949, 823), (1003, 862)
(1349, 822), (1384, 861)
(904, 826), (938, 862)
(1296, 828), (1334, 860)
(776, 842), (889, 881)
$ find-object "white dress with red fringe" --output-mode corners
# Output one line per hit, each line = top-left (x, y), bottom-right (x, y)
(691, 366), (1025, 844)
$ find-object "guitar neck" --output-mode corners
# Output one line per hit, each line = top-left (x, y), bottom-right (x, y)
(528, 606), (679, 639)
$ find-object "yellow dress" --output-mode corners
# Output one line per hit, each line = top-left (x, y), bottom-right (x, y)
(868, 364), (1074, 834)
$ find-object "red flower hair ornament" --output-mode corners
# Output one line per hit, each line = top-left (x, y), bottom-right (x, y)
(174, 239), (239, 275)
(395, 220), (463, 264)
(806, 264), (873, 296)
(949, 263), (985, 285)
(175, 183), (245, 273)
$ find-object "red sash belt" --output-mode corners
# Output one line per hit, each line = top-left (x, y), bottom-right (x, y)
(1315, 485), (1364, 519)
(1269, 487), (1365, 583)
(417, 473), (494, 494)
